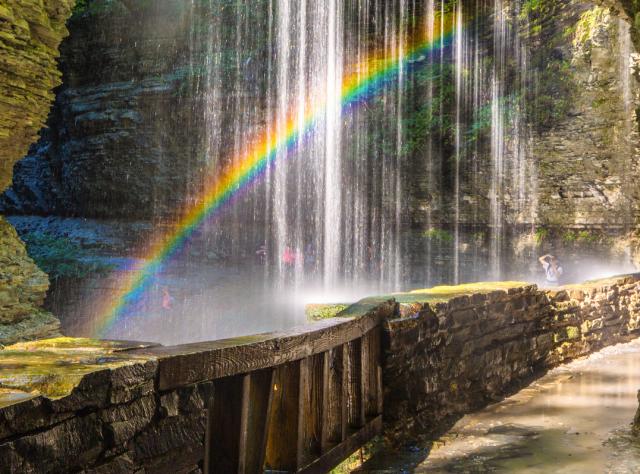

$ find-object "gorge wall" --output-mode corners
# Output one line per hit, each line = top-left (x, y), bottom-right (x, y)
(0, 0), (640, 341)
(4, 0), (640, 229)
(0, 0), (74, 344)
(1, 0), (638, 275)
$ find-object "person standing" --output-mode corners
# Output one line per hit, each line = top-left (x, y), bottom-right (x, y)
(539, 254), (564, 286)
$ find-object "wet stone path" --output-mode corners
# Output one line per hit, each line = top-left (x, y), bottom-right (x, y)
(364, 339), (640, 473)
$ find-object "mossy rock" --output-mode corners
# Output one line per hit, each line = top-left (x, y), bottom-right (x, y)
(0, 337), (156, 399)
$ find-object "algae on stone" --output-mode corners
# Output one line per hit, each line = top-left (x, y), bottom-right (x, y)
(0, 337), (156, 399)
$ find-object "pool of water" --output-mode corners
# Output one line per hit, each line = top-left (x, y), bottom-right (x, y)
(362, 339), (640, 473)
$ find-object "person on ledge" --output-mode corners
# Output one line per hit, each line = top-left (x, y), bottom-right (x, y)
(539, 254), (564, 286)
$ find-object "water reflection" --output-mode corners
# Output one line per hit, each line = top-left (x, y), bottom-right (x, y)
(361, 340), (640, 473)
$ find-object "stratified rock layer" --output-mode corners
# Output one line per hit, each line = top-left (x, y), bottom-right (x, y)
(0, 0), (74, 192)
(0, 217), (59, 344)
(0, 0), (74, 344)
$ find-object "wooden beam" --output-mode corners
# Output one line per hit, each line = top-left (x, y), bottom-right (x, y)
(297, 354), (324, 470)
(361, 333), (371, 420)
(297, 415), (383, 474)
(204, 375), (244, 473)
(265, 361), (301, 472)
(364, 327), (382, 418)
(346, 338), (365, 429)
(132, 300), (396, 391)
(238, 369), (274, 474)
(321, 347), (344, 452)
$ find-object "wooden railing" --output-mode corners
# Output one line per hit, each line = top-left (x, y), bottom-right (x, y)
(187, 304), (390, 473)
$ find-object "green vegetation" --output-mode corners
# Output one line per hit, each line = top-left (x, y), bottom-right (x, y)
(562, 230), (577, 243)
(576, 230), (599, 244)
(392, 281), (528, 305)
(422, 228), (454, 243)
(305, 304), (349, 321)
(534, 227), (549, 246)
(573, 7), (609, 50)
(20, 232), (115, 281)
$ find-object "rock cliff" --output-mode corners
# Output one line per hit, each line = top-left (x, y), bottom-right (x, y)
(1, 0), (216, 219)
(7, 0), (640, 230)
(0, 0), (74, 344)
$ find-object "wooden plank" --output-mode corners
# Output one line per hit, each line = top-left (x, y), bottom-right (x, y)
(377, 365), (384, 416)
(346, 338), (365, 429)
(297, 415), (383, 474)
(265, 361), (301, 472)
(131, 300), (396, 390)
(361, 333), (371, 420)
(238, 369), (274, 474)
(365, 327), (382, 418)
(204, 375), (244, 473)
(321, 347), (344, 452)
(297, 354), (324, 469)
(203, 396), (215, 473)
(341, 344), (349, 441)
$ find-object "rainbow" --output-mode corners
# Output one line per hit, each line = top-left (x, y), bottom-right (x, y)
(93, 13), (457, 338)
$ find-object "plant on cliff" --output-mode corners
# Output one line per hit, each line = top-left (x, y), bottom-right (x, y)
(534, 227), (549, 246)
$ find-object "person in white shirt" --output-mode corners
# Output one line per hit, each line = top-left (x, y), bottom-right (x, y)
(538, 254), (564, 286)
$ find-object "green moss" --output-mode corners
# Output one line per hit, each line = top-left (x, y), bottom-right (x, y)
(566, 326), (580, 340)
(306, 304), (350, 321)
(392, 281), (528, 305)
(0, 337), (156, 400)
(573, 7), (609, 49)
(422, 228), (454, 243)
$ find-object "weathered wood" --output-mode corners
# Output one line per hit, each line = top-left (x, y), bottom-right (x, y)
(131, 301), (396, 391)
(238, 369), (274, 474)
(297, 354), (324, 469)
(321, 347), (344, 452)
(204, 397), (215, 473)
(341, 344), (349, 441)
(297, 415), (383, 474)
(365, 327), (382, 418)
(205, 375), (244, 474)
(265, 361), (301, 472)
(346, 338), (365, 429)
(361, 332), (371, 420)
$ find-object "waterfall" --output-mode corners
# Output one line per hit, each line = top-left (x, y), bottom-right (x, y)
(190, 0), (416, 296)
(185, 0), (546, 291)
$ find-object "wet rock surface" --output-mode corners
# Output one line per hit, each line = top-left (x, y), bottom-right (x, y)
(363, 339), (640, 472)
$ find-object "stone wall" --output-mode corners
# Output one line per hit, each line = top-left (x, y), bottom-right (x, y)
(0, 0), (74, 344)
(383, 274), (640, 441)
(1, 276), (639, 472)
